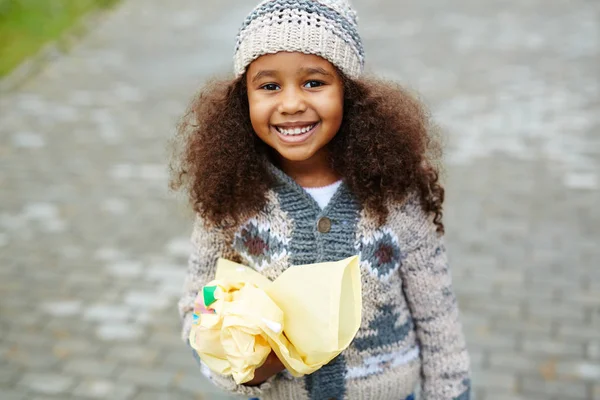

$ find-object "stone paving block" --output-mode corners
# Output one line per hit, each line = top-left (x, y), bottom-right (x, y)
(52, 338), (100, 359)
(17, 372), (75, 395)
(63, 358), (118, 378)
(471, 388), (484, 400)
(0, 296), (29, 312)
(557, 324), (599, 343)
(43, 319), (94, 337)
(3, 331), (55, 349)
(0, 365), (21, 385)
(587, 342), (600, 361)
(455, 274), (496, 293)
(146, 264), (185, 282)
(104, 260), (143, 278)
(72, 378), (137, 399)
(161, 349), (198, 369)
(471, 370), (517, 392)
(145, 313), (182, 330)
(466, 330), (518, 351)
(520, 377), (589, 399)
(467, 268), (525, 285)
(0, 388), (27, 400)
(525, 275), (584, 292)
(467, 350), (487, 369)
(66, 273), (108, 287)
(491, 316), (553, 336)
(496, 284), (557, 302)
(460, 298), (522, 319)
(488, 352), (543, 374)
(124, 291), (171, 311)
(166, 237), (193, 259)
(39, 300), (82, 317)
(174, 373), (237, 399)
(30, 397), (76, 400)
(8, 313), (47, 331)
(7, 348), (61, 370)
(480, 392), (548, 400)
(106, 345), (158, 365)
(526, 300), (587, 323)
(131, 389), (198, 400)
(146, 332), (182, 348)
(556, 361), (600, 382)
(96, 324), (143, 341)
(522, 338), (585, 358)
(119, 367), (175, 389)
(83, 305), (131, 322)
(566, 291), (600, 307)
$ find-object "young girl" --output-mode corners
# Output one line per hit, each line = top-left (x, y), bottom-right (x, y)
(172, 0), (471, 399)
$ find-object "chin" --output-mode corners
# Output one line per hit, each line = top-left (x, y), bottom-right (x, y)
(276, 149), (314, 162)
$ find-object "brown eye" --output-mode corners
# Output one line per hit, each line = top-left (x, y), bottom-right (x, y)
(304, 80), (324, 88)
(261, 83), (280, 91)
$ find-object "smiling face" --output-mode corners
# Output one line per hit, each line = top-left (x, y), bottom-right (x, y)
(246, 52), (344, 167)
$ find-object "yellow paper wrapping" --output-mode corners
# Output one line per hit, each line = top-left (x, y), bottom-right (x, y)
(189, 256), (362, 384)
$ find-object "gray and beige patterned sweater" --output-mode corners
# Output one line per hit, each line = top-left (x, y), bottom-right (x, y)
(178, 165), (471, 400)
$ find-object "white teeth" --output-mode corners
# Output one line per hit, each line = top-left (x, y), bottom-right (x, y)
(276, 124), (316, 135)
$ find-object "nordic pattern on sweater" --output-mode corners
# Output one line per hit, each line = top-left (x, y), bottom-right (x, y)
(178, 164), (471, 400)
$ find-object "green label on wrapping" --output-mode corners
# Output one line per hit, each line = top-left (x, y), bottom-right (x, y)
(203, 285), (217, 307)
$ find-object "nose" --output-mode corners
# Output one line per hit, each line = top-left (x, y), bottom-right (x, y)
(277, 86), (307, 115)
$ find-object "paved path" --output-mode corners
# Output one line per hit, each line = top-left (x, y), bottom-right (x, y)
(0, 0), (598, 399)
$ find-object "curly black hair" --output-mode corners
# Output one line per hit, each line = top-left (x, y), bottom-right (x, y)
(170, 73), (445, 233)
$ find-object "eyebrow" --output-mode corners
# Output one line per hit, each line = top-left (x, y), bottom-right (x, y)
(299, 66), (332, 77)
(251, 66), (333, 83)
(251, 70), (278, 83)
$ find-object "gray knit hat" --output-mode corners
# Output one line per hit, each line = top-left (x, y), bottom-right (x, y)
(234, 0), (365, 78)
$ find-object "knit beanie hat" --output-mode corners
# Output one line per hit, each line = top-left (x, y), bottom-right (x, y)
(234, 0), (365, 78)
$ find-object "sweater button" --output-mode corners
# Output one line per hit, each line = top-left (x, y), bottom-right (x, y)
(317, 217), (331, 233)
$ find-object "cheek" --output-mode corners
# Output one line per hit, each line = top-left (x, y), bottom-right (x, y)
(319, 92), (344, 127)
(248, 96), (270, 130)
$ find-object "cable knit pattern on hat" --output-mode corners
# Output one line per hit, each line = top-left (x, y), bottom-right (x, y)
(234, 0), (365, 78)
(178, 164), (471, 400)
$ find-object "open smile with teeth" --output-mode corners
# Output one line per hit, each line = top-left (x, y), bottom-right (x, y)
(275, 123), (317, 136)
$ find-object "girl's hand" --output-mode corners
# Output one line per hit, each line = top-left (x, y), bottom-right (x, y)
(244, 351), (285, 386)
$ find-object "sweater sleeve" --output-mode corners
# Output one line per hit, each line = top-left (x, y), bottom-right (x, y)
(177, 215), (276, 397)
(399, 208), (471, 400)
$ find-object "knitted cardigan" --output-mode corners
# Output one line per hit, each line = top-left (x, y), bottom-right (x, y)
(178, 165), (471, 400)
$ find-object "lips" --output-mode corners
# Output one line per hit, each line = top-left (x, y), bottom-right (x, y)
(271, 122), (320, 144)
(275, 123), (317, 136)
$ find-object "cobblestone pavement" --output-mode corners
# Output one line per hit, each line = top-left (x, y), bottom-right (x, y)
(1, 0), (599, 399)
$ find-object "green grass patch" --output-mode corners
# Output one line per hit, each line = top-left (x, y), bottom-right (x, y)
(0, 0), (119, 77)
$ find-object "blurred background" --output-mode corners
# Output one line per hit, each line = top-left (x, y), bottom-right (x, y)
(0, 0), (598, 399)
